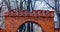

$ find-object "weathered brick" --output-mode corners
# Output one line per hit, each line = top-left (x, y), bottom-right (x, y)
(4, 10), (56, 32)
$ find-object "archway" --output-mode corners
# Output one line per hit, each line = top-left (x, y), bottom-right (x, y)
(18, 22), (43, 32)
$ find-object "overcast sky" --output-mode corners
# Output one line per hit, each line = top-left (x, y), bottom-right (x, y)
(0, 0), (55, 11)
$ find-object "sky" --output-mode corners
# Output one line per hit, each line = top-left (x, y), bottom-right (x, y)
(0, 0), (55, 11)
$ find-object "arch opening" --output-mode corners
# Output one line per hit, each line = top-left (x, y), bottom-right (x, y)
(18, 21), (43, 32)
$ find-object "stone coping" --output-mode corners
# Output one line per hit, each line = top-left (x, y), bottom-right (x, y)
(4, 10), (54, 17)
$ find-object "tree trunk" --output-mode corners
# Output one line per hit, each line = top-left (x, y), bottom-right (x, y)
(55, 0), (60, 28)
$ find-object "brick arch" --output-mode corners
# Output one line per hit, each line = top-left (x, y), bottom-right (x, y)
(5, 16), (54, 32)
(17, 21), (44, 32)
(5, 10), (54, 32)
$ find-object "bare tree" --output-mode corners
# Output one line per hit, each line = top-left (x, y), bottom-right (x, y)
(15, 0), (19, 11)
(32, 0), (36, 10)
(2, 0), (11, 11)
(0, 1), (3, 13)
(20, 0), (23, 10)
(43, 0), (55, 9)
(55, 0), (60, 28)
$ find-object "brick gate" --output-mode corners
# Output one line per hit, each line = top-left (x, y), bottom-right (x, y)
(4, 10), (54, 32)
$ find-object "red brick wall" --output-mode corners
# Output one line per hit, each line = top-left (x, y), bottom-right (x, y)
(4, 10), (54, 32)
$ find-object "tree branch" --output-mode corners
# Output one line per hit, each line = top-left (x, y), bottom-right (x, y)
(43, 0), (55, 9)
